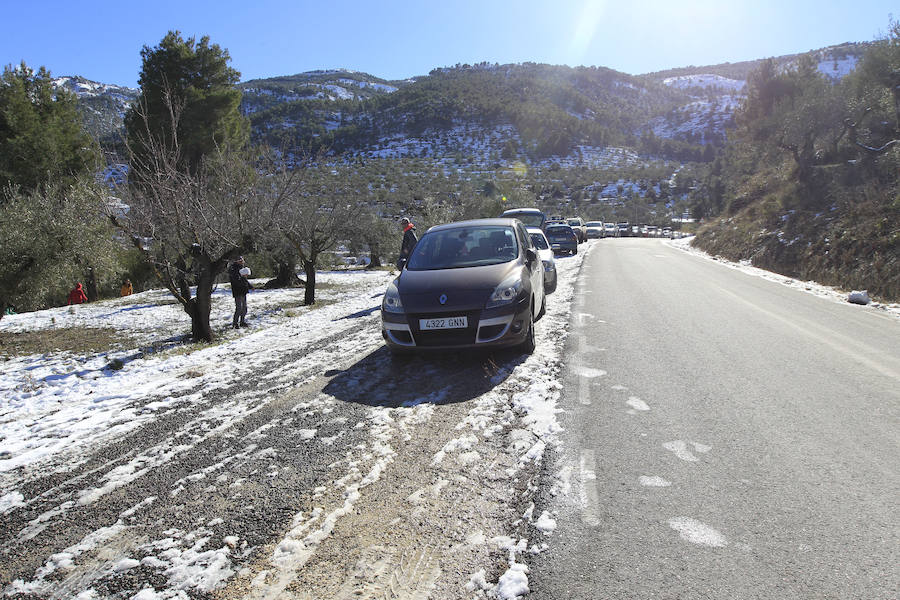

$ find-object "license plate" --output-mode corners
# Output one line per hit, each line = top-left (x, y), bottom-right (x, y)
(420, 316), (468, 330)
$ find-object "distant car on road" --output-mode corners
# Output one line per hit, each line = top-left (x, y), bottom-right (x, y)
(382, 218), (546, 354)
(585, 221), (604, 239)
(545, 224), (578, 255)
(604, 222), (618, 237)
(617, 222), (630, 237)
(527, 227), (557, 294)
(566, 217), (587, 243)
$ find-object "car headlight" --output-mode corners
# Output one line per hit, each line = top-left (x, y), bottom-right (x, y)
(382, 280), (404, 313)
(542, 259), (555, 272)
(486, 274), (524, 309)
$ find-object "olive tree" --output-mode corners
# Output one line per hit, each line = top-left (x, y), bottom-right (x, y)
(115, 95), (268, 341)
(0, 179), (120, 319)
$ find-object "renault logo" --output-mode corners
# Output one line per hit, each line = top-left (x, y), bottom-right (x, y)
(439, 294), (448, 305)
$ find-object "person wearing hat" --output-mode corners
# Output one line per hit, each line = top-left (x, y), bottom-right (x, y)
(397, 217), (418, 269)
(227, 256), (254, 328)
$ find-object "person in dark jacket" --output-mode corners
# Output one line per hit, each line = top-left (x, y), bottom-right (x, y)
(397, 217), (418, 269)
(228, 256), (254, 328)
(67, 283), (88, 305)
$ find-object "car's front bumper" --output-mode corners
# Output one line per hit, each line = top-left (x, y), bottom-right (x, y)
(382, 297), (531, 351)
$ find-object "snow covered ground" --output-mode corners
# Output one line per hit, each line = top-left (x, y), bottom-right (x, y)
(3, 239), (893, 599)
(0, 251), (588, 599)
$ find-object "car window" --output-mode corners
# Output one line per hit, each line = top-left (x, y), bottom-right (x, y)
(501, 210), (544, 228)
(529, 232), (549, 250)
(516, 223), (531, 249)
(567, 219), (580, 226)
(407, 226), (519, 270)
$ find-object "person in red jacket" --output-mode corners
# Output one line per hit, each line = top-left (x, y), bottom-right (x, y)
(67, 283), (88, 305)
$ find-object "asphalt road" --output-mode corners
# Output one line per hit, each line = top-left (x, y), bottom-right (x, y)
(528, 238), (900, 600)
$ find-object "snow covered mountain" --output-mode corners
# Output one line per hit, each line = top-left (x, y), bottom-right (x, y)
(53, 76), (138, 143)
(57, 43), (864, 166)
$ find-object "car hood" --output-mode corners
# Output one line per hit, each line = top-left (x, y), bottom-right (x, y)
(398, 260), (521, 312)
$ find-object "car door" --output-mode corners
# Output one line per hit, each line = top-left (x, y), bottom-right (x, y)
(517, 223), (544, 317)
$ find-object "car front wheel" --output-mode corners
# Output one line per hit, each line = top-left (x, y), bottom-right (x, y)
(519, 304), (536, 354)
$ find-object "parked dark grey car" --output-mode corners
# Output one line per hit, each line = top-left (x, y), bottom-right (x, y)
(545, 224), (578, 255)
(382, 219), (546, 354)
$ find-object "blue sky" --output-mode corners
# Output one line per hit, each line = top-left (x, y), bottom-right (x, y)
(2, 0), (895, 87)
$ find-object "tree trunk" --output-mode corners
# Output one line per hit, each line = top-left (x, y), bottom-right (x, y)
(264, 261), (300, 289)
(183, 264), (215, 342)
(86, 267), (99, 302)
(303, 260), (316, 305)
(366, 241), (382, 268)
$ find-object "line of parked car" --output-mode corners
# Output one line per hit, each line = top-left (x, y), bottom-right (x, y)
(583, 221), (687, 239)
(380, 207), (685, 356)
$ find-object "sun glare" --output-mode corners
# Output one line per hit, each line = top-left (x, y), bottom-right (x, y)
(570, 0), (608, 61)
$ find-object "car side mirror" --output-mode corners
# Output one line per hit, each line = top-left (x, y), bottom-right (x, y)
(525, 248), (537, 263)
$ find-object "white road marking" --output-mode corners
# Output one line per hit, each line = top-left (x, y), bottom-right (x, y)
(577, 366), (607, 378)
(667, 517), (728, 547)
(626, 397), (650, 411)
(578, 449), (601, 527)
(663, 441), (698, 462)
(639, 476), (671, 487)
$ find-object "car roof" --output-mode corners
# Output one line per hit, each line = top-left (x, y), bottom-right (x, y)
(526, 226), (547, 235)
(426, 218), (519, 233)
(546, 223), (573, 229)
(501, 208), (543, 214)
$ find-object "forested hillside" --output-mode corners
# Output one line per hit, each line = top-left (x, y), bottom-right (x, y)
(248, 63), (709, 162)
(685, 27), (899, 300)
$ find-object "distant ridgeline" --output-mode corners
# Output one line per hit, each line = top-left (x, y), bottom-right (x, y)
(58, 43), (867, 167)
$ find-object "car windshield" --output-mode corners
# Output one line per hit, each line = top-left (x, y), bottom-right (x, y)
(567, 219), (580, 226)
(585, 222), (602, 227)
(502, 211), (544, 228)
(407, 226), (519, 270)
(529, 232), (549, 250)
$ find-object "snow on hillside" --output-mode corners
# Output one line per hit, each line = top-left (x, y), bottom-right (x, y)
(338, 78), (398, 94)
(53, 76), (138, 99)
(662, 74), (745, 92)
(649, 94), (741, 142)
(816, 55), (859, 81)
(362, 123), (647, 173)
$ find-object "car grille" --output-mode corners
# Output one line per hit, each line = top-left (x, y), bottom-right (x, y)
(408, 309), (481, 347)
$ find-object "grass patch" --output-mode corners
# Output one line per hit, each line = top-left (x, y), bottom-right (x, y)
(278, 298), (336, 318)
(0, 327), (133, 358)
(153, 338), (222, 359)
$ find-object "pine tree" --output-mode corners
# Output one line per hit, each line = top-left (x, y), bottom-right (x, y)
(0, 62), (100, 191)
(125, 31), (248, 178)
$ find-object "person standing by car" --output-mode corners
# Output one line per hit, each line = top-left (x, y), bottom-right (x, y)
(397, 217), (418, 269)
(228, 256), (254, 328)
